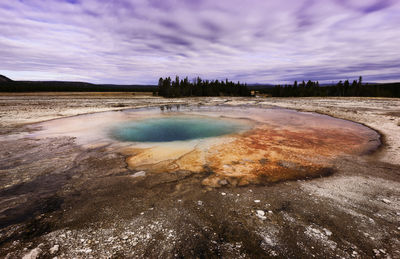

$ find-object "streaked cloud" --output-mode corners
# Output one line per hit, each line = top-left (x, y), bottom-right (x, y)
(0, 0), (399, 84)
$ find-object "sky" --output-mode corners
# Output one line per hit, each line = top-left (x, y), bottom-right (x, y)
(0, 0), (399, 84)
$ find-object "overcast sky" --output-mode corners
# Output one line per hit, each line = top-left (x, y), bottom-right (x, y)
(0, 0), (399, 84)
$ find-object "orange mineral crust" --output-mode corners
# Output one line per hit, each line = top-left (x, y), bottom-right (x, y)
(202, 125), (377, 186)
(120, 108), (380, 187)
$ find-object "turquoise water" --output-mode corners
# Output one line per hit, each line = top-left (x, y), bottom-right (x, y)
(110, 117), (249, 142)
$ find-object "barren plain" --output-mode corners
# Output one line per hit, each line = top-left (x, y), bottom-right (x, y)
(0, 93), (399, 258)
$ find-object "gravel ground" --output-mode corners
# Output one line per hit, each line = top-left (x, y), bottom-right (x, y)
(0, 94), (399, 258)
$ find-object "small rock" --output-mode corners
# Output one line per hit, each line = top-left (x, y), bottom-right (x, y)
(373, 249), (380, 256)
(381, 198), (391, 204)
(131, 171), (146, 178)
(221, 192), (226, 196)
(268, 210), (273, 214)
(311, 228), (321, 235)
(49, 245), (59, 255)
(255, 210), (267, 220)
(237, 194), (240, 196)
(256, 210), (265, 216)
(219, 179), (228, 185)
(197, 200), (203, 206)
(122, 235), (129, 240)
(352, 251), (358, 257)
(254, 200), (261, 203)
(379, 249), (386, 254)
(323, 228), (332, 236)
(22, 248), (42, 259)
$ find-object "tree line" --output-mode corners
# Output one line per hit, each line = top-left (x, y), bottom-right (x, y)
(1, 74), (398, 98)
(261, 77), (400, 98)
(157, 76), (251, 97)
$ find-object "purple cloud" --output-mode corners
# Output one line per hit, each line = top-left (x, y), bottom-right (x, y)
(0, 0), (399, 84)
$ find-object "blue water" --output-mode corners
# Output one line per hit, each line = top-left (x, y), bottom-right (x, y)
(110, 117), (249, 142)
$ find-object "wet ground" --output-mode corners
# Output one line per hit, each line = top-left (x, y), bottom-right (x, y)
(0, 94), (399, 258)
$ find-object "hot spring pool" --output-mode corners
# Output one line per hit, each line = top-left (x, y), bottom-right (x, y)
(30, 105), (381, 185)
(110, 117), (249, 142)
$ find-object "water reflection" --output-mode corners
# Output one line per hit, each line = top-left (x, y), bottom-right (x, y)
(160, 104), (181, 112)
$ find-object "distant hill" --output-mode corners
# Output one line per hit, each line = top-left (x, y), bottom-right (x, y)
(0, 75), (12, 82)
(0, 76), (157, 92)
